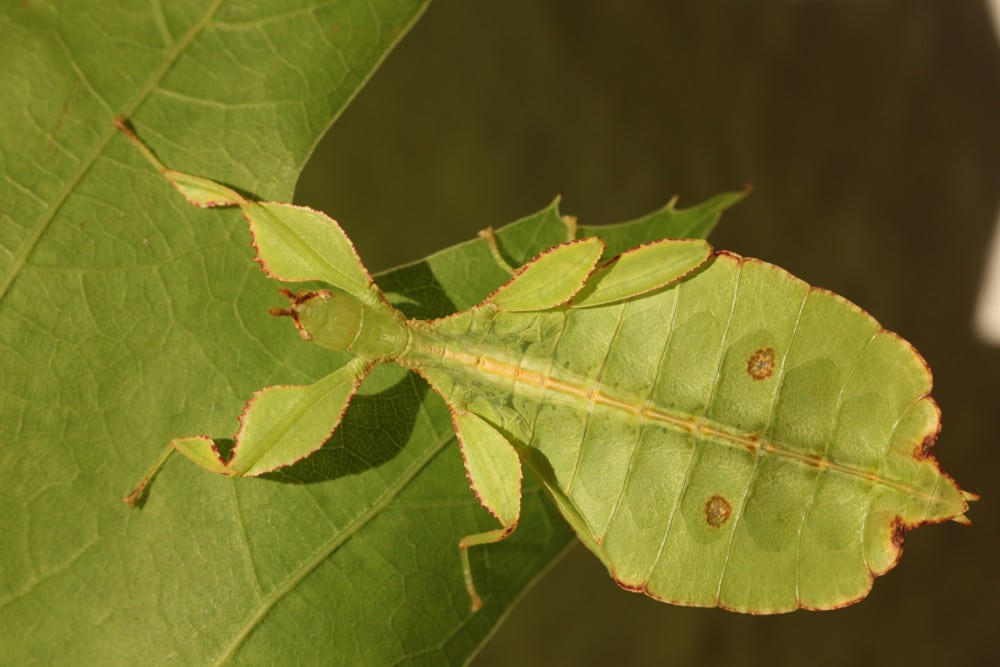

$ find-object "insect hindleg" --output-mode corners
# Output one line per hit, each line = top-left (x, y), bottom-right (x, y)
(452, 410), (523, 611)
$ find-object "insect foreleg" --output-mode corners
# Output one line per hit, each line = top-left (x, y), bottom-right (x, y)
(115, 118), (379, 302)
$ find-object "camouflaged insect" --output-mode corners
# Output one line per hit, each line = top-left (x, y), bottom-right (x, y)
(120, 120), (974, 614)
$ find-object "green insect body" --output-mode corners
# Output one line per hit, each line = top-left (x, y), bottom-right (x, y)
(119, 120), (973, 614)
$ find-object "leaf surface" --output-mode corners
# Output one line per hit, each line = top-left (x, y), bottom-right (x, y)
(0, 3), (742, 660)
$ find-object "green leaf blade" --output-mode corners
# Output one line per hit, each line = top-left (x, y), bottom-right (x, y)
(2, 0), (968, 655)
(0, 2), (454, 664)
(577, 190), (747, 258)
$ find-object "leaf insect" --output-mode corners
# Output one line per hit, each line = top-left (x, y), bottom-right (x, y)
(119, 119), (974, 614)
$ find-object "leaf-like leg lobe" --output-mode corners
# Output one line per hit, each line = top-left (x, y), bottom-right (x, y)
(171, 436), (232, 475)
(227, 359), (371, 476)
(570, 238), (712, 308)
(242, 202), (377, 300)
(452, 410), (523, 611)
(486, 237), (605, 311)
(114, 118), (246, 207)
(115, 119), (379, 302)
(167, 360), (370, 479)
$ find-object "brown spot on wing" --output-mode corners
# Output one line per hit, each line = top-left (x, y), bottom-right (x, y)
(891, 516), (907, 550)
(747, 347), (775, 380)
(916, 427), (940, 459)
(705, 494), (732, 527)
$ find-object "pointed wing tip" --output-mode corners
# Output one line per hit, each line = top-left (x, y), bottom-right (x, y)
(961, 489), (981, 503)
(951, 489), (980, 526)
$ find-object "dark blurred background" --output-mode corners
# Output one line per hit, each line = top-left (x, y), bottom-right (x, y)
(295, 1), (999, 665)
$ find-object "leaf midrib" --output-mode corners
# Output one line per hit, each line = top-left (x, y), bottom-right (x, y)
(0, 0), (226, 303)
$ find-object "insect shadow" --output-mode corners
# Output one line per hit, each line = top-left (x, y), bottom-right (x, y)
(261, 370), (432, 485)
(375, 258), (464, 321)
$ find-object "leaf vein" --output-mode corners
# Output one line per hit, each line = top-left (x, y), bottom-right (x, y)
(603, 288), (680, 543)
(215, 428), (455, 665)
(0, 0), (227, 304)
(565, 302), (628, 496)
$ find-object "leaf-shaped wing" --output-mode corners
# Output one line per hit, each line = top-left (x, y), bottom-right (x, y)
(416, 251), (970, 613)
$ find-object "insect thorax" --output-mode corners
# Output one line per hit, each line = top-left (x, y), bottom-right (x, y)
(296, 290), (408, 360)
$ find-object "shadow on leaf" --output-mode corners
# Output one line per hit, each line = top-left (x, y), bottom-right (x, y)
(262, 370), (433, 484)
(377, 260), (460, 320)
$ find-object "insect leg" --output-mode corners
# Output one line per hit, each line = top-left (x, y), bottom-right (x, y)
(452, 410), (523, 611)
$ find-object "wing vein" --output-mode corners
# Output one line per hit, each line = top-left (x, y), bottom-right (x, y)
(791, 320), (879, 606)
(645, 259), (742, 587)
(715, 278), (809, 605)
(604, 288), (682, 546)
(565, 302), (628, 495)
(859, 392), (930, 577)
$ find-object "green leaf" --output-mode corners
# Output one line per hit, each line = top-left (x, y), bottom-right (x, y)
(577, 191), (747, 258)
(6, 0), (967, 662)
(0, 3), (741, 662)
